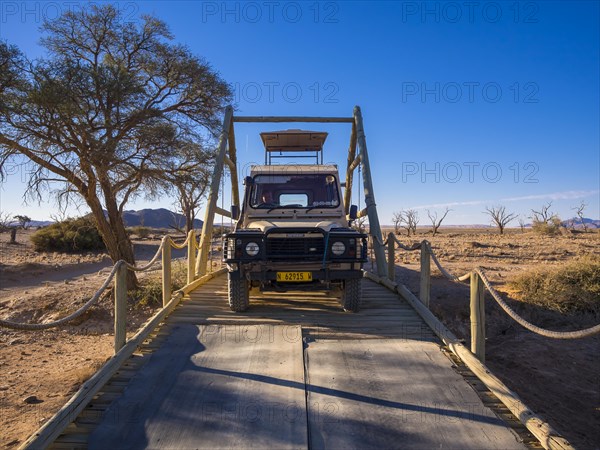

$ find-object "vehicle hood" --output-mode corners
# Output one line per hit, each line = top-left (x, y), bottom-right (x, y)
(245, 219), (346, 232)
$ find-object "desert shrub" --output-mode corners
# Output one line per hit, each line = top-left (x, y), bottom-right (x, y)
(30, 216), (105, 252)
(130, 226), (151, 239)
(531, 216), (562, 235)
(130, 261), (187, 307)
(509, 256), (600, 315)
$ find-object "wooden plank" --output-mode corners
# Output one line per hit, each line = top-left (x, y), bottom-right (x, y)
(306, 339), (526, 450)
(88, 325), (307, 449)
(364, 271), (574, 450)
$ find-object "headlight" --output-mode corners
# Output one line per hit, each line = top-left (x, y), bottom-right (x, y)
(245, 241), (260, 256)
(331, 241), (345, 256)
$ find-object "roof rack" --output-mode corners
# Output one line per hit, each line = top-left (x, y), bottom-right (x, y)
(260, 129), (328, 164)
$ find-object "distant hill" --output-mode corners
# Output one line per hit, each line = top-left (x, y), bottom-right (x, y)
(561, 217), (600, 229)
(121, 208), (204, 229)
(7, 209), (204, 230)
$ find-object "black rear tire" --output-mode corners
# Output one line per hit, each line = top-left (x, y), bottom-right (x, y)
(228, 273), (249, 312)
(341, 278), (362, 312)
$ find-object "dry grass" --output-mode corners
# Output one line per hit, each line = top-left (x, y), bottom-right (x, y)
(129, 260), (188, 307)
(509, 256), (600, 315)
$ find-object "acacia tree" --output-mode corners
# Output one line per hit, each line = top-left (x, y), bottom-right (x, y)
(484, 206), (517, 234)
(163, 140), (213, 234)
(427, 207), (450, 236)
(0, 6), (231, 286)
(13, 215), (31, 229)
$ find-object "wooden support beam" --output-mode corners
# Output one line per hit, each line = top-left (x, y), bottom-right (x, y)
(215, 206), (232, 218)
(354, 105), (387, 277)
(196, 106), (233, 277)
(344, 122), (357, 214)
(227, 120), (240, 209)
(234, 116), (354, 123)
(223, 155), (236, 172)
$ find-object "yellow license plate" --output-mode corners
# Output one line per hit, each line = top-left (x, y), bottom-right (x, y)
(276, 271), (312, 282)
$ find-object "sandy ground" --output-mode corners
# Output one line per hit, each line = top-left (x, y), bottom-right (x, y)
(1, 227), (599, 448)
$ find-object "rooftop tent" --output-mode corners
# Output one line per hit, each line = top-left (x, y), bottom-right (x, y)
(260, 129), (328, 164)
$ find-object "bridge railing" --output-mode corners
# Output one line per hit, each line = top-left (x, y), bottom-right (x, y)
(0, 230), (217, 354)
(379, 232), (600, 363)
(367, 232), (600, 450)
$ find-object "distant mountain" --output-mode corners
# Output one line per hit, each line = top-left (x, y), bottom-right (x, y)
(7, 219), (53, 228)
(562, 217), (600, 229)
(121, 208), (204, 229)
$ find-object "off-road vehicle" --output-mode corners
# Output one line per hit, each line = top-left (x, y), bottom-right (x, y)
(223, 129), (367, 312)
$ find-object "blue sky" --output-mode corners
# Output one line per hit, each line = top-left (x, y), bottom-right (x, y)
(0, 1), (598, 225)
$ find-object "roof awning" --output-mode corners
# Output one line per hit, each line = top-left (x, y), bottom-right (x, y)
(260, 129), (328, 152)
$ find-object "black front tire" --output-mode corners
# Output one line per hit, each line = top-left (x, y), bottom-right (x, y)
(228, 273), (250, 312)
(341, 278), (362, 312)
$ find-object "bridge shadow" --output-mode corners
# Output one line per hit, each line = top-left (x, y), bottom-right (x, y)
(89, 324), (514, 450)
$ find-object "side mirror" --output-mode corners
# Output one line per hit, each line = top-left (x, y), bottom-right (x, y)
(349, 205), (358, 220)
(243, 176), (254, 186)
(231, 205), (240, 220)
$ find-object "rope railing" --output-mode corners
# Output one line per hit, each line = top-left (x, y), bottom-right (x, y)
(0, 263), (122, 331)
(381, 232), (600, 354)
(0, 230), (201, 353)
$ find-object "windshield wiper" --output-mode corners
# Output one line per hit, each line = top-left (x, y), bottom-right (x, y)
(266, 204), (303, 213)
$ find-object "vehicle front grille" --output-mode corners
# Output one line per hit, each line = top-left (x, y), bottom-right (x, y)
(266, 237), (324, 260)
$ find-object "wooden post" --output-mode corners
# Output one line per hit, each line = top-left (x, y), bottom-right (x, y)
(162, 239), (172, 307)
(187, 229), (196, 284)
(387, 233), (395, 281)
(344, 122), (357, 214)
(354, 106), (387, 277)
(114, 262), (127, 354)
(420, 243), (431, 308)
(470, 271), (486, 363)
(197, 106), (234, 276)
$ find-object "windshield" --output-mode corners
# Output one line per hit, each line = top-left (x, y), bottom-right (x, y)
(250, 174), (340, 209)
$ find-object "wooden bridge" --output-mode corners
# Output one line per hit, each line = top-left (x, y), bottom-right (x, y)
(30, 272), (540, 449)
(12, 108), (583, 449)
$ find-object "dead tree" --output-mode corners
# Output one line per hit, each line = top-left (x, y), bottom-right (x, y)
(518, 216), (526, 233)
(427, 208), (450, 236)
(530, 202), (554, 224)
(484, 206), (517, 235)
(391, 211), (403, 235)
(572, 201), (588, 232)
(400, 209), (419, 237)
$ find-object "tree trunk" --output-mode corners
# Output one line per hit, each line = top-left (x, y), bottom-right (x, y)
(87, 193), (138, 289)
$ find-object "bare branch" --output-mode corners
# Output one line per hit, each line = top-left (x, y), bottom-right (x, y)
(484, 206), (517, 235)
